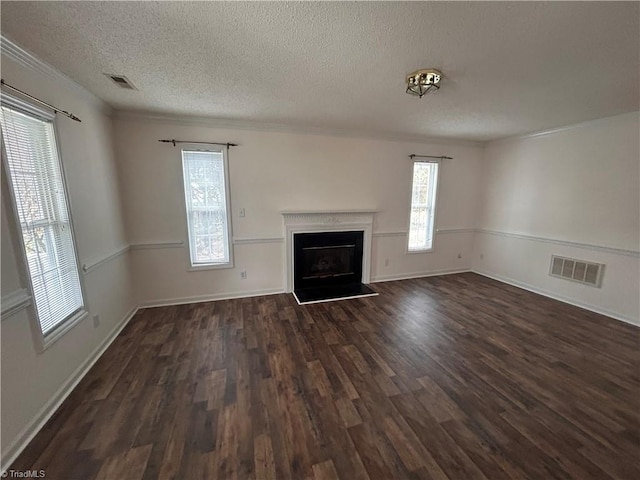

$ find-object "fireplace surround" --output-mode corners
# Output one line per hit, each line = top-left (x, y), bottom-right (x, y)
(282, 210), (378, 303)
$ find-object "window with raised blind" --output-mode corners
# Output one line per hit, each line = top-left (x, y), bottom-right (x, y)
(1, 99), (85, 340)
(408, 161), (439, 251)
(181, 149), (233, 267)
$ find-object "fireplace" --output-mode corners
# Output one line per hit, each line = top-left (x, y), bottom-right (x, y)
(293, 230), (376, 303)
(282, 210), (379, 303)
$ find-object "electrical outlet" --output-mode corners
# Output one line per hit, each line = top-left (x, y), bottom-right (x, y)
(239, 208), (246, 218)
(480, 253), (484, 260)
(241, 270), (247, 279)
(93, 314), (100, 328)
(384, 258), (389, 267)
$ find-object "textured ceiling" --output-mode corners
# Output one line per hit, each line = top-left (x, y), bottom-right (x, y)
(1, 1), (638, 141)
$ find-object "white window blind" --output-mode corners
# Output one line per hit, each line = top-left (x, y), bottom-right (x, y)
(182, 149), (232, 266)
(1, 103), (84, 336)
(408, 161), (439, 251)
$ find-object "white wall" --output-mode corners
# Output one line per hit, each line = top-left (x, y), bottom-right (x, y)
(0, 48), (136, 466)
(113, 113), (483, 305)
(473, 112), (640, 324)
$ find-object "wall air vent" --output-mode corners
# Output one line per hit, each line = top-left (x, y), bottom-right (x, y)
(549, 255), (604, 287)
(104, 74), (136, 90)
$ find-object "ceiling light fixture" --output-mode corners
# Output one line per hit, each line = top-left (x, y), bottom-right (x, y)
(406, 69), (442, 98)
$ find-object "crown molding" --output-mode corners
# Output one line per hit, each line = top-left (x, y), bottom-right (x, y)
(486, 110), (640, 147)
(113, 109), (483, 148)
(0, 35), (111, 114)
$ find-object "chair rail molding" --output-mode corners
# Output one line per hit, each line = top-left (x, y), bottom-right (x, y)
(1, 288), (32, 319)
(436, 227), (476, 234)
(232, 236), (284, 245)
(372, 231), (407, 238)
(476, 228), (640, 258)
(129, 241), (185, 250)
(81, 245), (130, 274)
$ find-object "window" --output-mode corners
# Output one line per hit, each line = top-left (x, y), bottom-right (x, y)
(1, 98), (85, 342)
(408, 161), (439, 251)
(181, 149), (233, 267)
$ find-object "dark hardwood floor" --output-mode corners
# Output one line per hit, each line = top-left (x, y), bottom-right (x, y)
(10, 273), (640, 479)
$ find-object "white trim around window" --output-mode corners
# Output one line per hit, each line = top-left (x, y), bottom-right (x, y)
(1, 94), (88, 352)
(407, 159), (440, 253)
(180, 146), (234, 270)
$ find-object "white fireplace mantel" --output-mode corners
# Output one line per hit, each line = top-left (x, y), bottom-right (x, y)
(281, 210), (377, 293)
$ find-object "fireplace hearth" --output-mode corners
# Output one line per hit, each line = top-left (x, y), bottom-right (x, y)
(293, 230), (377, 304)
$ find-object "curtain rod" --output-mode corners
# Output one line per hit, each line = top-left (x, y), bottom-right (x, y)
(409, 154), (453, 160)
(0, 79), (82, 122)
(159, 139), (238, 148)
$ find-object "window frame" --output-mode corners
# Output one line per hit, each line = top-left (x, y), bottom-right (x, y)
(180, 146), (234, 270)
(1, 94), (88, 351)
(407, 159), (441, 254)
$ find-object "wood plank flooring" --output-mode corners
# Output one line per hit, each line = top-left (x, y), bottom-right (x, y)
(10, 273), (640, 479)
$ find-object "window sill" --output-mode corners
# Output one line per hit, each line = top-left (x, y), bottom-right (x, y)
(40, 309), (89, 352)
(407, 247), (434, 254)
(188, 262), (234, 272)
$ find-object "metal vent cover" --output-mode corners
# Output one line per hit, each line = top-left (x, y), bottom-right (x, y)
(550, 255), (604, 287)
(104, 74), (136, 90)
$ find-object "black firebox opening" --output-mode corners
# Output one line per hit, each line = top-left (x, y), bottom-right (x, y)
(293, 231), (376, 304)
(294, 231), (363, 289)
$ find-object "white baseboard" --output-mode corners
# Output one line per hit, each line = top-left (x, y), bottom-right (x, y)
(140, 288), (285, 308)
(472, 269), (639, 327)
(0, 305), (139, 471)
(371, 268), (471, 283)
